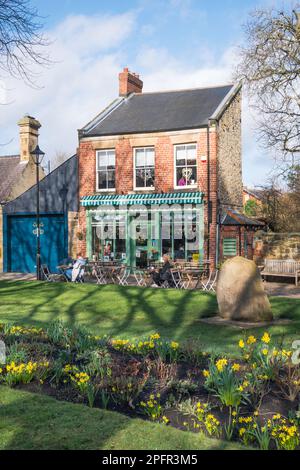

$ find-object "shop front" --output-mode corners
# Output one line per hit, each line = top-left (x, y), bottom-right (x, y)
(82, 192), (204, 268)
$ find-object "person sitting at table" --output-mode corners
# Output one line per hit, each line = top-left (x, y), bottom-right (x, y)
(65, 253), (87, 282)
(151, 254), (172, 287)
(174, 245), (185, 260)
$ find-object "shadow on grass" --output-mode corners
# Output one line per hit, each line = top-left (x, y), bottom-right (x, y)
(0, 280), (299, 352)
(0, 386), (243, 450)
(0, 280), (218, 342)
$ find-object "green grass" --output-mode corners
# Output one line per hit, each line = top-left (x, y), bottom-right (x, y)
(0, 280), (300, 355)
(0, 386), (246, 450)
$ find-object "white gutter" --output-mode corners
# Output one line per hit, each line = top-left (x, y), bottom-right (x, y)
(210, 82), (242, 122)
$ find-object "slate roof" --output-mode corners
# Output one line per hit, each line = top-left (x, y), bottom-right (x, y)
(243, 187), (264, 201)
(81, 84), (236, 137)
(0, 155), (25, 203)
(221, 209), (265, 227)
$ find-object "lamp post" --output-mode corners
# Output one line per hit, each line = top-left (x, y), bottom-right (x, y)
(30, 145), (45, 280)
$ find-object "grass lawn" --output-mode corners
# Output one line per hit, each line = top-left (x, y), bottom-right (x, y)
(0, 386), (246, 450)
(0, 280), (299, 355)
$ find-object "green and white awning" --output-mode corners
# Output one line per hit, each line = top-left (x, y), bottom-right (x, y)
(81, 191), (204, 207)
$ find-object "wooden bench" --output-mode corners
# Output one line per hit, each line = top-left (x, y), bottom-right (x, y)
(261, 259), (300, 286)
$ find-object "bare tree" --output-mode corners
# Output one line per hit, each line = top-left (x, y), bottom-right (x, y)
(52, 151), (69, 170)
(0, 0), (49, 84)
(236, 5), (300, 161)
(257, 180), (283, 231)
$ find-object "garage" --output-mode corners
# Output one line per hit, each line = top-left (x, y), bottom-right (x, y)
(2, 154), (79, 274)
(6, 214), (67, 273)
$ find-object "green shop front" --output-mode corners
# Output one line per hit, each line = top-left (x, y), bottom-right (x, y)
(81, 192), (204, 268)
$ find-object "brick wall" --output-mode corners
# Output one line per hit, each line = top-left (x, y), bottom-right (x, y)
(78, 128), (218, 263)
(220, 225), (254, 263)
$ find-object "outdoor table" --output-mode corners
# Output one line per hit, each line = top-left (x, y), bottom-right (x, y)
(184, 269), (204, 289)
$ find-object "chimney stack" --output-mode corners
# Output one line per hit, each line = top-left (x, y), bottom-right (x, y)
(18, 115), (41, 163)
(119, 67), (143, 96)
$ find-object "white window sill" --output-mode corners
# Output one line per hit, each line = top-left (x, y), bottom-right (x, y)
(96, 188), (116, 193)
(134, 187), (156, 191)
(174, 185), (198, 190)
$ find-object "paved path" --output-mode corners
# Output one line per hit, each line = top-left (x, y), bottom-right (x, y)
(0, 273), (36, 281)
(264, 282), (300, 299)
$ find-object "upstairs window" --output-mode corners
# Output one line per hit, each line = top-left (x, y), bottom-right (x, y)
(134, 147), (155, 190)
(96, 150), (115, 191)
(175, 144), (197, 188)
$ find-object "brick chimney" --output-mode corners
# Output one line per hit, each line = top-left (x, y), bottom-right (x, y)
(119, 67), (143, 96)
(18, 115), (41, 163)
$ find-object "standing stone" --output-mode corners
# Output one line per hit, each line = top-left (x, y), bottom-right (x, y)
(216, 256), (273, 322)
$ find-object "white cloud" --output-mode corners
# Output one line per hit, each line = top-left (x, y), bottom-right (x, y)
(0, 12), (136, 167)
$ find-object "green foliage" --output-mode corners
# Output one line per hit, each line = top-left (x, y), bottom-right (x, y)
(203, 358), (244, 408)
(6, 343), (28, 364)
(84, 348), (112, 379)
(244, 199), (259, 216)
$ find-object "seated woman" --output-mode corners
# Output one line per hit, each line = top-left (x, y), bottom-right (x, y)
(151, 254), (172, 287)
(65, 253), (87, 282)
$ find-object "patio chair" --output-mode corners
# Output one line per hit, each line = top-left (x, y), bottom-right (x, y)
(133, 269), (146, 286)
(41, 265), (64, 282)
(170, 269), (184, 289)
(116, 266), (131, 286)
(201, 270), (218, 292)
(93, 265), (107, 285)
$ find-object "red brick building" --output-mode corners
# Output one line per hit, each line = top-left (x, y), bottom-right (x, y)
(77, 68), (262, 268)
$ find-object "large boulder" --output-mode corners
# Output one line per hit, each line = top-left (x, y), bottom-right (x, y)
(216, 256), (273, 322)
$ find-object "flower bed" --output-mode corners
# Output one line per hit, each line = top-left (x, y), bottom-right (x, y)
(0, 321), (300, 450)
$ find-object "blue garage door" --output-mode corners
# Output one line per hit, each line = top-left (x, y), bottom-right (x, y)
(7, 214), (67, 273)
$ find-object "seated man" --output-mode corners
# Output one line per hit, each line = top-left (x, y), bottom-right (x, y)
(151, 254), (172, 287)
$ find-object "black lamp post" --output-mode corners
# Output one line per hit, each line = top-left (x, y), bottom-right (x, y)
(30, 145), (45, 280)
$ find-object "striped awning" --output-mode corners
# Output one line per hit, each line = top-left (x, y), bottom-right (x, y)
(81, 191), (204, 207)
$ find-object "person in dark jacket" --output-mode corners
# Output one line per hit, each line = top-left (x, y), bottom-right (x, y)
(151, 254), (172, 287)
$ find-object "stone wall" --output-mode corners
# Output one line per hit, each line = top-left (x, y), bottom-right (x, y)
(217, 90), (243, 209)
(254, 232), (300, 264)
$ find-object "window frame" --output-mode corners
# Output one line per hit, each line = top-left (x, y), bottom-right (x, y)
(174, 143), (198, 190)
(96, 149), (116, 192)
(133, 146), (155, 191)
(223, 237), (238, 257)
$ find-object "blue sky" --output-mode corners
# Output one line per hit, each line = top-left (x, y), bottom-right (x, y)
(1, 0), (293, 185)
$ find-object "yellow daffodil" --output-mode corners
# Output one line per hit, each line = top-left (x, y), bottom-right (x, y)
(261, 332), (271, 344)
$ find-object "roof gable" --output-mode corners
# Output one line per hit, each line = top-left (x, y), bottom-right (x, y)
(0, 155), (25, 203)
(81, 84), (237, 138)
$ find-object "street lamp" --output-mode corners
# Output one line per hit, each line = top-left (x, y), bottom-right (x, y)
(30, 145), (45, 280)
